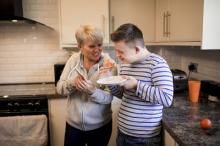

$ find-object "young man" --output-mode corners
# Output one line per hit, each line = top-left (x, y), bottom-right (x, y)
(109, 23), (174, 146)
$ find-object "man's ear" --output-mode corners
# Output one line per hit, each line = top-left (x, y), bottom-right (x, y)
(135, 46), (141, 54)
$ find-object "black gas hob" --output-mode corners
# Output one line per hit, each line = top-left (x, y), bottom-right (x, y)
(0, 95), (48, 116)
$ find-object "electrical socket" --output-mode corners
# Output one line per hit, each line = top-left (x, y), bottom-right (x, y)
(188, 62), (198, 73)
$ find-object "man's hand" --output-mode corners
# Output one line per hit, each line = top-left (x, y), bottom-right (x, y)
(120, 76), (138, 90)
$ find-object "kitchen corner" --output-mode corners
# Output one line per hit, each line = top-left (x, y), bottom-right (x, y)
(163, 93), (220, 146)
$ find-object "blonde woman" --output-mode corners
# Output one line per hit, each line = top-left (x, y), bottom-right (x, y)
(57, 25), (115, 146)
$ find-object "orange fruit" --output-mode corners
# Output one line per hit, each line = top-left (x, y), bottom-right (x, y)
(200, 118), (212, 130)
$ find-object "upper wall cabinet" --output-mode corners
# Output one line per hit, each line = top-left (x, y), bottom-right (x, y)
(202, 0), (220, 50)
(110, 0), (155, 44)
(156, 0), (203, 43)
(60, 0), (109, 47)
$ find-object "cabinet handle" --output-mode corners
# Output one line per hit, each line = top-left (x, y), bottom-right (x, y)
(166, 11), (168, 37)
(111, 16), (115, 33)
(163, 12), (166, 37)
(166, 11), (171, 37)
(101, 15), (106, 36)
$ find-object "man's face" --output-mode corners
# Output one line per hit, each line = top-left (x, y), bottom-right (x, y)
(114, 41), (137, 64)
(81, 40), (103, 63)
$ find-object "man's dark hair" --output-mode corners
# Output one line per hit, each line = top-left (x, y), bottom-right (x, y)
(110, 23), (144, 47)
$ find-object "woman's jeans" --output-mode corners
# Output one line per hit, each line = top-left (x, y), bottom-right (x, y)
(64, 120), (112, 146)
(116, 130), (161, 146)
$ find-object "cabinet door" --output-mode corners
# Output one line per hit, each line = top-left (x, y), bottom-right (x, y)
(48, 98), (67, 146)
(110, 0), (155, 43)
(156, 0), (203, 42)
(169, 0), (203, 42)
(60, 0), (109, 46)
(156, 0), (169, 42)
(108, 97), (121, 146)
(202, 0), (220, 49)
(164, 129), (175, 146)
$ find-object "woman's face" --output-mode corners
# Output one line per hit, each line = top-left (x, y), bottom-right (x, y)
(81, 40), (103, 63)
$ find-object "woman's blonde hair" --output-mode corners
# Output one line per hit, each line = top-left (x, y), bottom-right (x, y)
(75, 25), (103, 48)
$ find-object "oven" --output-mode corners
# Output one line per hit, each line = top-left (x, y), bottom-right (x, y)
(0, 95), (50, 146)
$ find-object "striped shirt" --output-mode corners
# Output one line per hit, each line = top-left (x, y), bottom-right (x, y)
(109, 53), (173, 138)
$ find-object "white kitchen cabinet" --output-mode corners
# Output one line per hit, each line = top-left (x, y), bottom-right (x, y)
(156, 0), (203, 43)
(60, 0), (109, 47)
(110, 0), (155, 44)
(108, 97), (121, 146)
(164, 129), (179, 146)
(202, 0), (220, 50)
(48, 97), (67, 146)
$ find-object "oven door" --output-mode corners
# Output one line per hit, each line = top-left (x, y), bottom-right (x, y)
(0, 115), (48, 146)
(0, 95), (50, 146)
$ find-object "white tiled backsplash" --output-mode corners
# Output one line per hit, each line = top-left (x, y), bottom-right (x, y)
(148, 46), (182, 69)
(0, 0), (220, 84)
(181, 48), (220, 82)
(153, 46), (220, 82)
(0, 23), (69, 84)
(0, 0), (69, 84)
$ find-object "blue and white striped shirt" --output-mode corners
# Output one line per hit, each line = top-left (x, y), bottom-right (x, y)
(109, 53), (173, 138)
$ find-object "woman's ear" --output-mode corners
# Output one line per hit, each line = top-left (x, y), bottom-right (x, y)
(79, 44), (84, 53)
(78, 44), (81, 49)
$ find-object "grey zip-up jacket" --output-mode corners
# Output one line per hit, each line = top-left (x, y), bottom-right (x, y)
(56, 52), (114, 131)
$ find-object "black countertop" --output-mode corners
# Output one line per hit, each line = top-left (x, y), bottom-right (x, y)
(163, 94), (220, 146)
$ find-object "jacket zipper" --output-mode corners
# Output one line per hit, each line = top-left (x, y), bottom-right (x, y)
(81, 97), (85, 130)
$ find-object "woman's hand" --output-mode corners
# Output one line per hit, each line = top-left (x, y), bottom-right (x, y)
(74, 75), (96, 94)
(74, 75), (86, 91)
(99, 59), (117, 78)
(81, 80), (96, 94)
